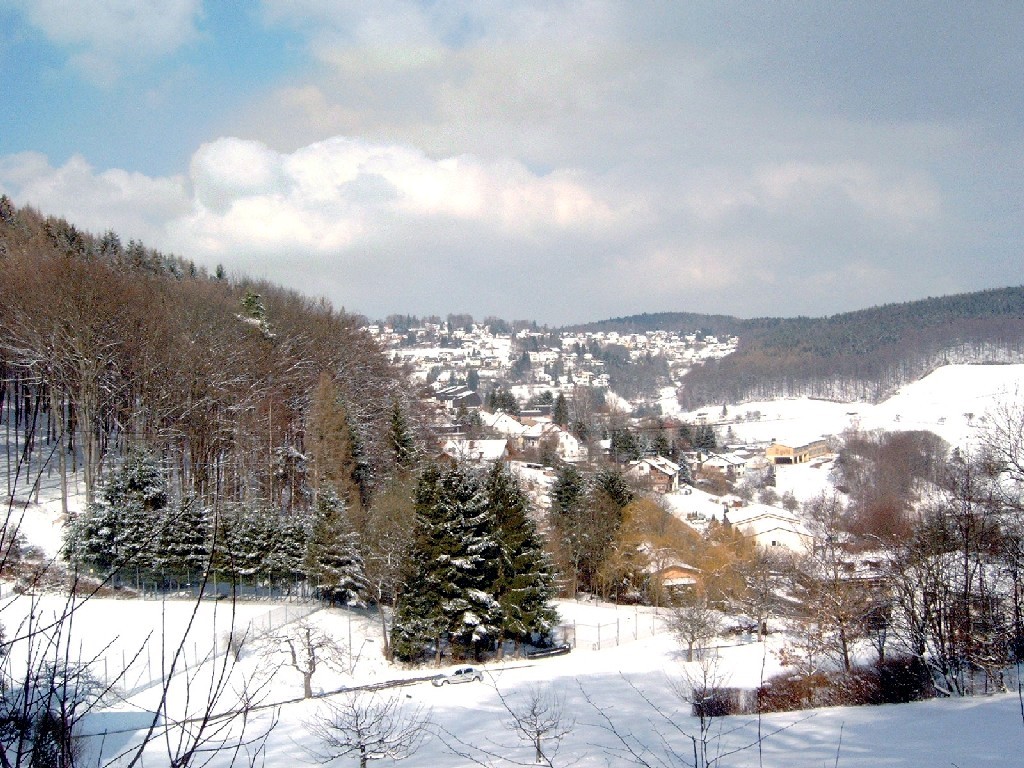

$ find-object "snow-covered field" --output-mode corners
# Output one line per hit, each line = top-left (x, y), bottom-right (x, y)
(46, 598), (1023, 767)
(696, 363), (1024, 450)
(5, 363), (1024, 765)
(71, 603), (1024, 767)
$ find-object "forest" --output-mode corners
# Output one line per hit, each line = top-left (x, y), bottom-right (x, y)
(0, 196), (421, 513)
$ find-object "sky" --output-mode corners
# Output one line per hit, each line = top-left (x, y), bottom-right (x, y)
(1, 1), (1021, 326)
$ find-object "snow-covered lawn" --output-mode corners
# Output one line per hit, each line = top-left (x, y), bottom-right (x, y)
(81, 602), (1024, 767)
(37, 595), (1016, 767)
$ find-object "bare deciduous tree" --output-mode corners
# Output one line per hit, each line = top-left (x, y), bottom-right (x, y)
(307, 690), (430, 767)
(262, 619), (344, 700)
(500, 685), (574, 767)
(669, 594), (721, 663)
(436, 682), (575, 768)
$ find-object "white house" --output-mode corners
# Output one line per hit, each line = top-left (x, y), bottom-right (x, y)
(521, 423), (587, 463)
(440, 438), (510, 465)
(625, 456), (681, 494)
(725, 503), (814, 553)
(478, 410), (528, 439)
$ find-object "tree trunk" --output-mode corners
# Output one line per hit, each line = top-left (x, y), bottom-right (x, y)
(50, 385), (68, 518)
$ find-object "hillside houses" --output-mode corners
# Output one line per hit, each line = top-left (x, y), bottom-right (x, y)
(663, 488), (815, 554)
(368, 320), (737, 397)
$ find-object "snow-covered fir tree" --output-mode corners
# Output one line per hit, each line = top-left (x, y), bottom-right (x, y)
(305, 486), (367, 606)
(390, 463), (502, 663)
(64, 450), (167, 577)
(154, 497), (210, 581)
(389, 397), (417, 470)
(483, 463), (558, 655)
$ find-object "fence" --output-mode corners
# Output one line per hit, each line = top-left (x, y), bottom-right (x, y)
(562, 604), (670, 651)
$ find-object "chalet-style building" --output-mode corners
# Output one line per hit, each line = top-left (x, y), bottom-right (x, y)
(625, 456), (681, 494)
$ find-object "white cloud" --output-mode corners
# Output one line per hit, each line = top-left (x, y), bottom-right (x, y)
(0, 152), (190, 242)
(681, 161), (940, 230)
(7, 0), (201, 82)
(1, 123), (963, 324)
(178, 135), (621, 254)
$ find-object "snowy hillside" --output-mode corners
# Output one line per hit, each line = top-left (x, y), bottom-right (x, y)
(694, 363), (1024, 449)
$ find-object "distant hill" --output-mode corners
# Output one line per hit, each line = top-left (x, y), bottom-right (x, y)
(565, 311), (755, 338)
(570, 287), (1024, 408)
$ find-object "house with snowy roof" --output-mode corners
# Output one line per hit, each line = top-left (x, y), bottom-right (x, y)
(478, 410), (528, 439)
(440, 438), (510, 465)
(521, 423), (587, 462)
(724, 503), (814, 553)
(625, 456), (681, 494)
(700, 451), (751, 479)
(432, 384), (483, 411)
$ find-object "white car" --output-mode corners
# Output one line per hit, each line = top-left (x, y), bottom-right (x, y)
(432, 666), (483, 686)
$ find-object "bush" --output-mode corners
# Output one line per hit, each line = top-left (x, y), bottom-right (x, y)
(874, 656), (933, 703)
(757, 672), (832, 713)
(757, 658), (933, 713)
(691, 687), (752, 718)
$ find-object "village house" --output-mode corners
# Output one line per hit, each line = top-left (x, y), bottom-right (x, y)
(765, 437), (830, 465)
(432, 384), (483, 412)
(726, 503), (815, 552)
(624, 455), (681, 494)
(440, 438), (510, 465)
(699, 451), (751, 479)
(650, 561), (701, 591)
(521, 422), (587, 463)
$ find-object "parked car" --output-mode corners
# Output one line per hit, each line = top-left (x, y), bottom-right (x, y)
(526, 643), (572, 659)
(432, 666), (484, 686)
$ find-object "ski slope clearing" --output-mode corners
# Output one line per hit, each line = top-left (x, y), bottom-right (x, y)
(701, 363), (1024, 449)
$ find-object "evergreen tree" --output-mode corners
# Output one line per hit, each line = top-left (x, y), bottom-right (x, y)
(241, 290), (266, 321)
(305, 487), (367, 606)
(269, 510), (307, 582)
(391, 464), (502, 663)
(483, 464), (557, 654)
(218, 502), (276, 579)
(651, 430), (671, 457)
(488, 388), (520, 415)
(594, 468), (635, 508)
(550, 465), (633, 596)
(155, 498), (210, 581)
(551, 464), (586, 520)
(610, 428), (642, 462)
(694, 423), (717, 453)
(389, 398), (417, 470)
(553, 392), (569, 427)
(64, 451), (167, 577)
